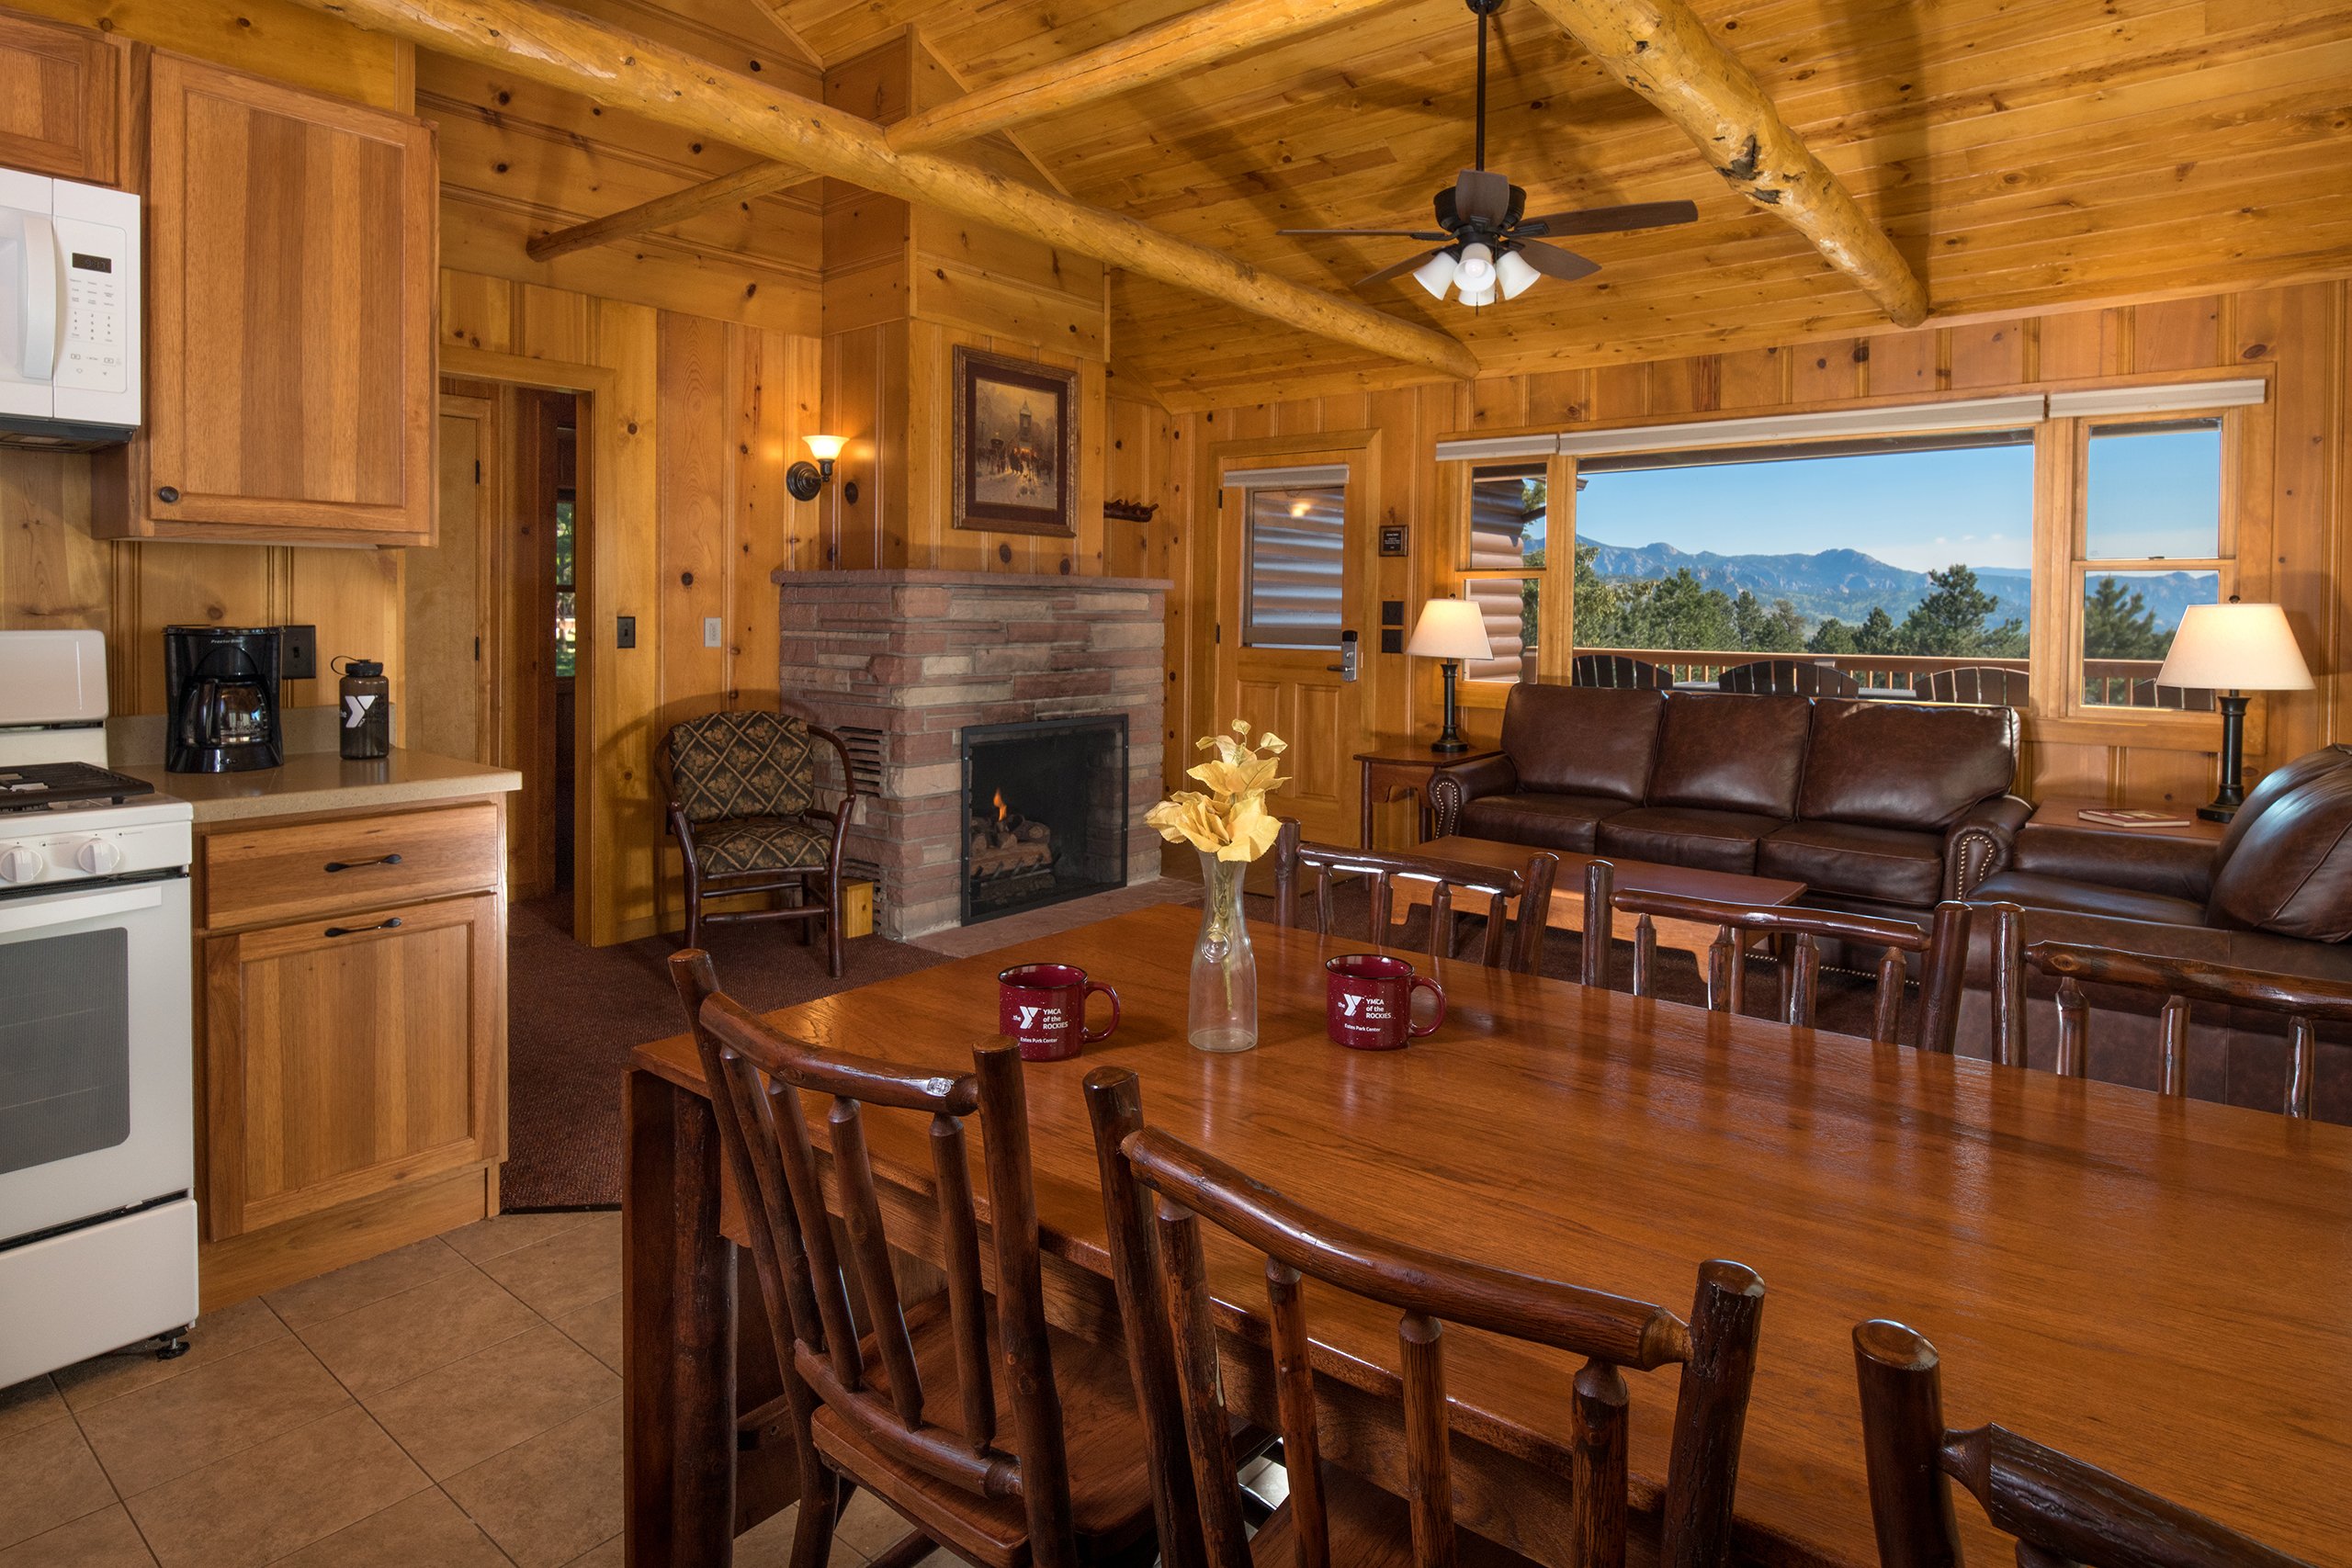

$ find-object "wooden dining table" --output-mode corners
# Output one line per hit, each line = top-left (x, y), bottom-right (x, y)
(621, 902), (2352, 1568)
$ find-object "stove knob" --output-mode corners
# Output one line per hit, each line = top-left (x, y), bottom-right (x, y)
(77, 840), (123, 875)
(0, 846), (43, 884)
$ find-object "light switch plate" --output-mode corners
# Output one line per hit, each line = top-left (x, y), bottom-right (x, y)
(703, 615), (724, 649)
(616, 615), (636, 649)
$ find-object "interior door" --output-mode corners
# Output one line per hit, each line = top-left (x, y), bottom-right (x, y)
(408, 395), (492, 761)
(1215, 452), (1373, 845)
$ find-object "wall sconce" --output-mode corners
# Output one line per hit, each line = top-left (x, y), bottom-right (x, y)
(788, 434), (856, 503)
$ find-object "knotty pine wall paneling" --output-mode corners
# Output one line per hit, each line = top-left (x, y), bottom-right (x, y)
(1151, 284), (2351, 818)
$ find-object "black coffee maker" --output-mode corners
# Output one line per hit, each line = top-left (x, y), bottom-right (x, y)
(164, 626), (284, 773)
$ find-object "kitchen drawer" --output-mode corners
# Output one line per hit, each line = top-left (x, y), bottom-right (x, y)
(201, 802), (502, 929)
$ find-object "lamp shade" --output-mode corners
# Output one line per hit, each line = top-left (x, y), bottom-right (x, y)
(1494, 248), (1542, 300)
(1453, 243), (1497, 294)
(1405, 597), (1494, 661)
(2154, 601), (2312, 692)
(802, 434), (847, 462)
(1412, 249), (1459, 300)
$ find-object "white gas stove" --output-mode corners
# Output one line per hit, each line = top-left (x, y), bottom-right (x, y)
(0, 628), (198, 1386)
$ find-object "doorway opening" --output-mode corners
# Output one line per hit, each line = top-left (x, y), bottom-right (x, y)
(427, 378), (586, 910)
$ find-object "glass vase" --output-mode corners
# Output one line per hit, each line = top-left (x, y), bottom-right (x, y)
(1189, 850), (1259, 1053)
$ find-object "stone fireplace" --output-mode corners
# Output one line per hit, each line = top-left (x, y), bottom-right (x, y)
(775, 569), (1168, 940)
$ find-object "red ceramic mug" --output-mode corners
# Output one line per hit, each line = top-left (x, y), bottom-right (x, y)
(1325, 953), (1446, 1051)
(998, 963), (1120, 1062)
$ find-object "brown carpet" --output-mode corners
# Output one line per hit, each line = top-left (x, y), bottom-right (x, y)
(503, 883), (1894, 1210)
(501, 893), (951, 1210)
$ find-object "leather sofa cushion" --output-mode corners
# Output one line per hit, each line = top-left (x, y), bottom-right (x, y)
(1971, 869), (2209, 928)
(2013, 821), (2215, 903)
(2209, 766), (2352, 940)
(1598, 807), (1784, 874)
(2216, 743), (2352, 867)
(1798, 699), (2018, 831)
(1497, 683), (1663, 801)
(1759, 820), (1944, 908)
(1459, 791), (1627, 854)
(1645, 693), (1813, 817)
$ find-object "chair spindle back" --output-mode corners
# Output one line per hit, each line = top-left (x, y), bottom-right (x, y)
(1581, 861), (1971, 1052)
(1987, 904), (2346, 1116)
(1272, 819), (1560, 973)
(668, 952), (1080, 1563)
(1084, 1066), (1765, 1568)
(1853, 1319), (2312, 1568)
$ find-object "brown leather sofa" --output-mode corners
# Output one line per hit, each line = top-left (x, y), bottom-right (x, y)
(1958, 746), (2352, 1122)
(1427, 684), (2030, 926)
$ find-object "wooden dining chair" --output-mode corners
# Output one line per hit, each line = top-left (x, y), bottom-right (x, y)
(1580, 861), (1972, 1052)
(1082, 1066), (1767, 1568)
(668, 952), (1160, 1568)
(1986, 904), (2347, 1117)
(1271, 818), (1560, 973)
(1852, 1319), (2312, 1568)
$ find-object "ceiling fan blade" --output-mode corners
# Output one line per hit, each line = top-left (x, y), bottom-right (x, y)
(1516, 199), (1699, 238)
(1513, 241), (1601, 282)
(1357, 248), (1445, 289)
(1453, 167), (1513, 226)
(1278, 227), (1453, 239)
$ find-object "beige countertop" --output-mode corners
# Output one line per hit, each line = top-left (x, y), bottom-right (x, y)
(119, 749), (521, 824)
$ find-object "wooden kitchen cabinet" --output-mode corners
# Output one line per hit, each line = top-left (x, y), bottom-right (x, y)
(187, 794), (508, 1309)
(0, 11), (121, 185)
(202, 892), (503, 1242)
(94, 51), (437, 546)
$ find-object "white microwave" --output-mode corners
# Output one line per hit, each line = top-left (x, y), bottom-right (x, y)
(0, 167), (139, 450)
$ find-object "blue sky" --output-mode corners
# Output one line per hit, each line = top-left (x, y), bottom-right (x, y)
(1566, 427), (2220, 573)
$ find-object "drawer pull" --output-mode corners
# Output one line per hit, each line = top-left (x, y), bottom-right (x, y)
(323, 918), (403, 938)
(323, 853), (404, 874)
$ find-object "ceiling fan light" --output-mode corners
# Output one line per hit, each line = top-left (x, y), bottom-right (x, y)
(1454, 242), (1497, 293)
(1411, 249), (1459, 300)
(1495, 248), (1542, 300)
(1456, 281), (1498, 309)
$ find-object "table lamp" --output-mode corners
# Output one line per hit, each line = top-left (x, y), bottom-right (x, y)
(2153, 598), (2312, 821)
(1407, 596), (1493, 755)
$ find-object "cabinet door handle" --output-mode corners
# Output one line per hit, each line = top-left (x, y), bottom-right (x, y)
(156, 485), (181, 503)
(323, 853), (403, 873)
(323, 917), (403, 938)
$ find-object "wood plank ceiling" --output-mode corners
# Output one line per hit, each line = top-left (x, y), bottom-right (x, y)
(427, 0), (2352, 409)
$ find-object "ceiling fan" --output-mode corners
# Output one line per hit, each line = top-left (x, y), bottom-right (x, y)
(1278, 0), (1698, 308)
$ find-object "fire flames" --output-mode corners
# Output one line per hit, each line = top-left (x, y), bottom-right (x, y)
(992, 788), (1008, 823)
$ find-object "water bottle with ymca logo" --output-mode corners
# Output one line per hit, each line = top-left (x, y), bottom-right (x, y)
(334, 656), (391, 761)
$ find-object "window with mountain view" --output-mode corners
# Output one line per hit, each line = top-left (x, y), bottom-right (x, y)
(1568, 431), (2038, 697)
(2075, 417), (2223, 710)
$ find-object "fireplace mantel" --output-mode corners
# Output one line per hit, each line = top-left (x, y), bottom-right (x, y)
(775, 569), (1168, 939)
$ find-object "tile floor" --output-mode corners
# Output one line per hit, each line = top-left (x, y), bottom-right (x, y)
(0, 1212), (982, 1568)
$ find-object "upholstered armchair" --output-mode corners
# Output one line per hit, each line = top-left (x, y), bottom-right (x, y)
(659, 702), (859, 975)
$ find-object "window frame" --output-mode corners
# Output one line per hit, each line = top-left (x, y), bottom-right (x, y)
(2034, 405), (2244, 736)
(1444, 452), (1576, 705)
(1235, 472), (1351, 651)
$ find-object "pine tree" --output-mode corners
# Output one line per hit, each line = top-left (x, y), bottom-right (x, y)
(1808, 617), (1857, 654)
(2082, 575), (2169, 660)
(1897, 564), (2026, 657)
(1853, 605), (1900, 654)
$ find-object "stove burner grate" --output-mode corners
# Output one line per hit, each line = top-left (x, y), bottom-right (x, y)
(0, 761), (157, 813)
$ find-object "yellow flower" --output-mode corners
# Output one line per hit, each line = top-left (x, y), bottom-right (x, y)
(1221, 794), (1284, 863)
(1155, 721), (1290, 861)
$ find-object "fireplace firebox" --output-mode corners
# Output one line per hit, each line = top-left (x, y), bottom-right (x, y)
(961, 716), (1129, 925)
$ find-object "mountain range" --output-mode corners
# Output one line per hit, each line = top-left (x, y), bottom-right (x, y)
(1577, 536), (2212, 633)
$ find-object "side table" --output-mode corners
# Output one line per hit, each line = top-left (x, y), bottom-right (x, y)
(2028, 796), (2228, 846)
(1354, 738), (1501, 847)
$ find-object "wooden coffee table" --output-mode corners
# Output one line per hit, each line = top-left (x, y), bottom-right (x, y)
(1391, 834), (1807, 961)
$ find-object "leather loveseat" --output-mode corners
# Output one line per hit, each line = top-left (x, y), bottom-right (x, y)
(1957, 746), (2352, 1122)
(1427, 684), (2030, 926)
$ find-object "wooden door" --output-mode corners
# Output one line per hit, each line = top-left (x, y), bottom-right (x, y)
(1215, 446), (1375, 844)
(201, 894), (503, 1241)
(0, 12), (119, 184)
(130, 52), (435, 544)
(408, 394), (493, 761)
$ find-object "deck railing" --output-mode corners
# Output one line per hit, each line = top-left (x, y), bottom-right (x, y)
(1522, 648), (2211, 710)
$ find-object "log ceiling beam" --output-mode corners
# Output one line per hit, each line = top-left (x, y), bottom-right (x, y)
(887, 0), (1405, 152)
(1523, 0), (1928, 328)
(526, 159), (812, 263)
(299, 0), (1479, 378)
(525, 0), (1399, 269)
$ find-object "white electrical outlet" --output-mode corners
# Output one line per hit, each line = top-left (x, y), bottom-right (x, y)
(703, 615), (723, 649)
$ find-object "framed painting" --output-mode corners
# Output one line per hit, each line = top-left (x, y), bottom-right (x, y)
(953, 347), (1078, 536)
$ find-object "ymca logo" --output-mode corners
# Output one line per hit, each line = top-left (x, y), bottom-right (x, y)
(1338, 995), (1364, 1017)
(1016, 1006), (1043, 1029)
(343, 693), (378, 728)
